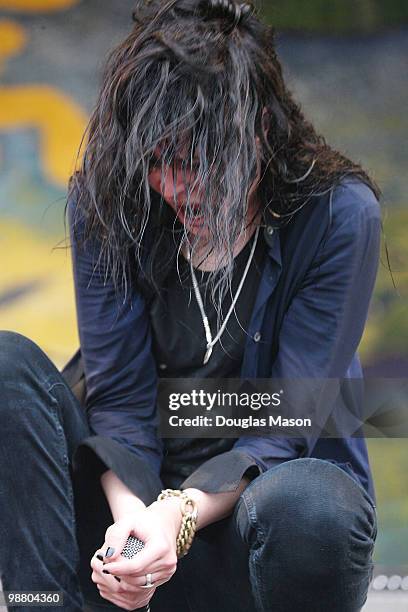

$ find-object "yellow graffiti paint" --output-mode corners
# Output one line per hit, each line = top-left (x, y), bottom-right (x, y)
(0, 19), (26, 63)
(0, 0), (79, 12)
(0, 220), (79, 367)
(0, 85), (87, 188)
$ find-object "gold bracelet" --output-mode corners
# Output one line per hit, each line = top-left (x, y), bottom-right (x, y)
(157, 489), (198, 558)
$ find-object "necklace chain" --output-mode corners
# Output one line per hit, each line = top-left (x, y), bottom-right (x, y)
(186, 225), (260, 365)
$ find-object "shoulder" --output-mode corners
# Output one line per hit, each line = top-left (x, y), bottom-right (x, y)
(328, 177), (382, 232)
(284, 177), (381, 256)
(298, 177), (382, 269)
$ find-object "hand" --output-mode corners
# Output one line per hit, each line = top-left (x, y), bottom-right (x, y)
(90, 499), (182, 610)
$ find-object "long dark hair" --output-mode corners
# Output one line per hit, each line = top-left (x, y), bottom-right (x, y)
(67, 0), (380, 321)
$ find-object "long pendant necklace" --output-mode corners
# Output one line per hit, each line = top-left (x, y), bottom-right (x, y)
(185, 225), (260, 365)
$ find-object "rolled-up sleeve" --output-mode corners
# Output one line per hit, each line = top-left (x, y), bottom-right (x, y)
(180, 181), (382, 492)
(178, 448), (263, 493)
(68, 191), (163, 505)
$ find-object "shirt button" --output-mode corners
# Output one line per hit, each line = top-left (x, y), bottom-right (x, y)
(159, 363), (168, 370)
(266, 226), (274, 235)
(253, 331), (262, 342)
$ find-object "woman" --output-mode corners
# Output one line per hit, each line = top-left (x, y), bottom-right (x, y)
(0, 1), (381, 611)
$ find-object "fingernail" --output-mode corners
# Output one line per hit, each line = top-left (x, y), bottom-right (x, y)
(102, 569), (110, 574)
(104, 547), (115, 558)
(114, 576), (121, 582)
(96, 554), (103, 561)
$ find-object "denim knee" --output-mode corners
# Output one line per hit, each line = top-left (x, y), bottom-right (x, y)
(235, 458), (376, 572)
(0, 330), (55, 382)
(0, 330), (61, 424)
(0, 330), (41, 375)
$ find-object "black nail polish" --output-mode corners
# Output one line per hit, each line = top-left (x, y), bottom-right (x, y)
(114, 576), (121, 582)
(102, 569), (110, 574)
(104, 546), (115, 558)
(96, 554), (103, 561)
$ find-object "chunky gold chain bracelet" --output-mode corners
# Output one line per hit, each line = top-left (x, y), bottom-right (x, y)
(157, 489), (198, 558)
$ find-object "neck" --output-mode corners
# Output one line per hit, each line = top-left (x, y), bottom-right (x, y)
(182, 209), (262, 272)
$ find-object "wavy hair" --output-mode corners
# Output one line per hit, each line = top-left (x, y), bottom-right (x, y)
(67, 0), (381, 321)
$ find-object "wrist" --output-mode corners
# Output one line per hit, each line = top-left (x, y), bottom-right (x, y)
(181, 487), (205, 503)
(148, 497), (183, 535)
(154, 489), (199, 558)
(181, 488), (205, 517)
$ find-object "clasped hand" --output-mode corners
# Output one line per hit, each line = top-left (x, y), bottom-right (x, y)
(90, 499), (182, 610)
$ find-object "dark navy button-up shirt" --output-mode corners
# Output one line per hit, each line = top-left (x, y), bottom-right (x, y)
(68, 178), (381, 507)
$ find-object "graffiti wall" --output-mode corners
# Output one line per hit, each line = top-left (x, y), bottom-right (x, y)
(0, 0), (407, 581)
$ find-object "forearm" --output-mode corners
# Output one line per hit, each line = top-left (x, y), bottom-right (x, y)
(100, 468), (251, 532)
(182, 475), (252, 531)
(100, 469), (146, 522)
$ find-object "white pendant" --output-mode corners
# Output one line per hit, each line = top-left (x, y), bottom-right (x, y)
(203, 345), (213, 365)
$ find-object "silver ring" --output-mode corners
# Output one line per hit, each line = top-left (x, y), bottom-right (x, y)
(141, 572), (154, 589)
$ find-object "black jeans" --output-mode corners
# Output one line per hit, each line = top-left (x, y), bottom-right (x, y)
(0, 331), (378, 612)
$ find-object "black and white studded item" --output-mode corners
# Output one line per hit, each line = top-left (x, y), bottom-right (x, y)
(121, 535), (145, 559)
(120, 536), (151, 612)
